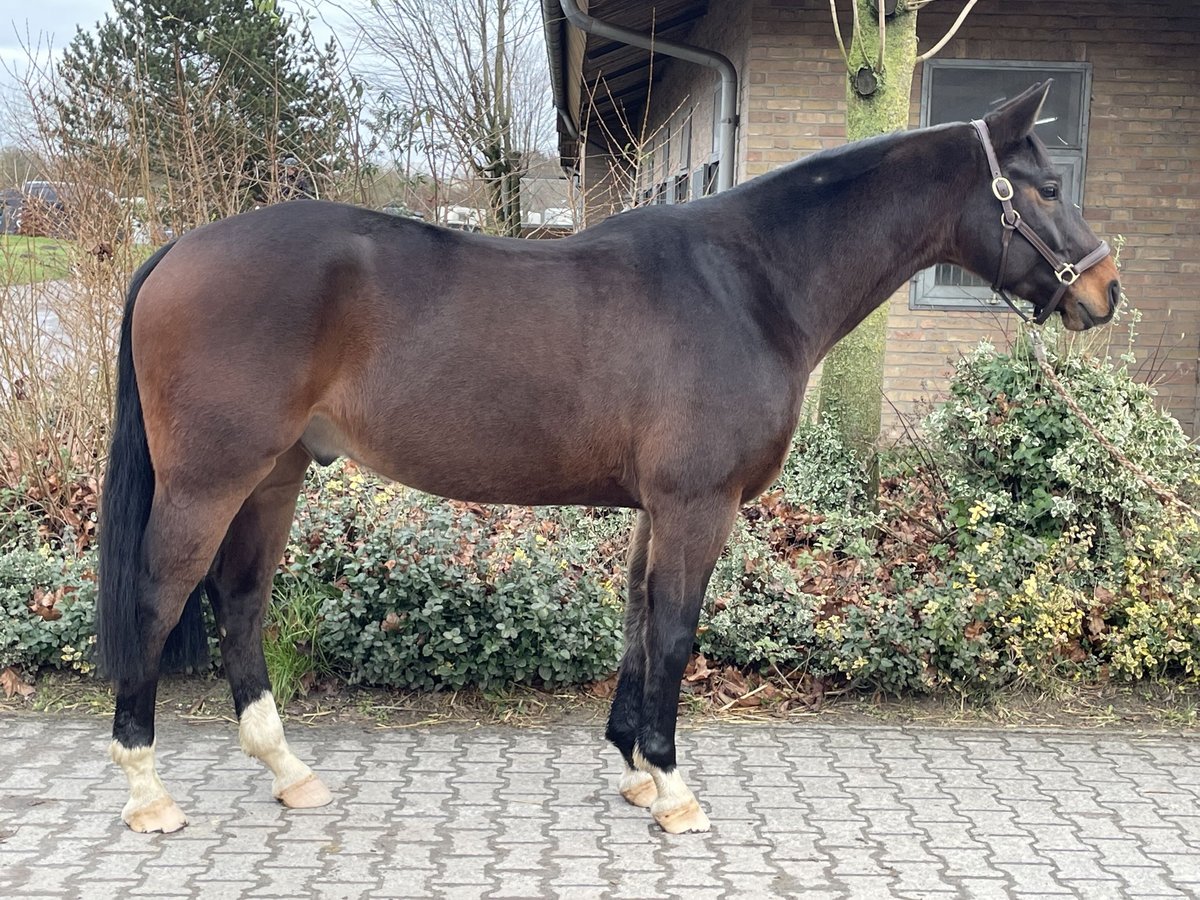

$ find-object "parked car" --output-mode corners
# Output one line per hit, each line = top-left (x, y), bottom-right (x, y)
(11, 182), (157, 244)
(14, 181), (72, 238)
(0, 187), (22, 234)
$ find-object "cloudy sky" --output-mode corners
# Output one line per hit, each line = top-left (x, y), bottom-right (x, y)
(1, 0), (345, 60)
(0, 0), (352, 141)
(1, 2), (346, 89)
(1, 1), (102, 80)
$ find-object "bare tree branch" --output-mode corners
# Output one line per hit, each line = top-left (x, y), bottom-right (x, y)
(916, 0), (980, 63)
(339, 0), (552, 235)
(877, 0), (886, 71)
(829, 0), (852, 68)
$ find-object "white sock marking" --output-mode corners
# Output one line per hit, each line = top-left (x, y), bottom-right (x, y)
(633, 747), (696, 811)
(239, 693), (314, 797)
(110, 740), (170, 818)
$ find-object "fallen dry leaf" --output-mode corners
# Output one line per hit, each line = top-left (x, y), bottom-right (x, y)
(0, 667), (35, 699)
(684, 653), (713, 684)
(28, 586), (69, 622)
(588, 674), (618, 699)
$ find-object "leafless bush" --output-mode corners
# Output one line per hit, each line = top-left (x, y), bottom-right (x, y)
(569, 60), (694, 229)
(345, 0), (554, 235)
(0, 37), (365, 540)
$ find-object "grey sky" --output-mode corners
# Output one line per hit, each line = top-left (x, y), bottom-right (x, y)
(1, 0), (344, 55)
(1, 1), (101, 76)
(0, 0), (352, 141)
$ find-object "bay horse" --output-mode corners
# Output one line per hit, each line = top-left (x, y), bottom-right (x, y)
(98, 82), (1119, 834)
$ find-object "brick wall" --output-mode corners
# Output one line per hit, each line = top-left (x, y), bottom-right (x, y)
(749, 0), (1200, 436)
(894, 0), (1200, 436)
(580, 0), (1200, 435)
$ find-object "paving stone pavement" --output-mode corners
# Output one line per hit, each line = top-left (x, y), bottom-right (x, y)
(2, 716), (1199, 898)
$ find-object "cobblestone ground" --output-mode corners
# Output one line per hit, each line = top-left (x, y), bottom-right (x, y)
(1, 717), (1199, 898)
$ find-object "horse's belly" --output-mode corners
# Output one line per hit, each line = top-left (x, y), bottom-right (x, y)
(301, 414), (636, 508)
(373, 456), (637, 508)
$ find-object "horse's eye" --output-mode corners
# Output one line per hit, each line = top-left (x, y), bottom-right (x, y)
(1039, 184), (1060, 201)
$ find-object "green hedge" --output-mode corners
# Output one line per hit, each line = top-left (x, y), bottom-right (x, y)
(0, 548), (96, 674)
(3, 330), (1199, 697)
(699, 334), (1200, 691)
(284, 477), (625, 690)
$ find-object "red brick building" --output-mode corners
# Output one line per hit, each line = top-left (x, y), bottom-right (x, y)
(543, 0), (1200, 435)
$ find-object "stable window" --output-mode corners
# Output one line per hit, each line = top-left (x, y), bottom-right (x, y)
(671, 174), (688, 204)
(711, 86), (721, 156)
(677, 109), (692, 173)
(910, 60), (1092, 311)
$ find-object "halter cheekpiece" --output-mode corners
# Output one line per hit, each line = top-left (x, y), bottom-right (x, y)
(971, 118), (1110, 325)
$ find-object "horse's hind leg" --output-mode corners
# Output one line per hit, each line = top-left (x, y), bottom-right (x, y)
(634, 496), (738, 834)
(204, 444), (330, 808)
(604, 512), (657, 808)
(111, 482), (260, 833)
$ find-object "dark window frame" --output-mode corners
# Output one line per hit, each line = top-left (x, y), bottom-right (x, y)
(910, 59), (1093, 312)
(671, 173), (689, 204)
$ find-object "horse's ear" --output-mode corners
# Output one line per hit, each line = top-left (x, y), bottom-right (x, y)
(983, 80), (1052, 151)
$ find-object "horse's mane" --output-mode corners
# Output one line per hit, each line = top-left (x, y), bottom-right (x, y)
(732, 122), (962, 197)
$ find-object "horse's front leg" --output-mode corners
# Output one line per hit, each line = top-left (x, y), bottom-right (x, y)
(622, 497), (737, 834)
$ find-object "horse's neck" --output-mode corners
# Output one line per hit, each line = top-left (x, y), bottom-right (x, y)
(734, 127), (969, 361)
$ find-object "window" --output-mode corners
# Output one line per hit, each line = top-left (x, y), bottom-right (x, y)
(677, 109), (692, 173)
(671, 173), (689, 204)
(910, 60), (1092, 311)
(712, 86), (721, 156)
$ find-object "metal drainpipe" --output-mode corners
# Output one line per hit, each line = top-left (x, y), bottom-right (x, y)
(557, 0), (738, 193)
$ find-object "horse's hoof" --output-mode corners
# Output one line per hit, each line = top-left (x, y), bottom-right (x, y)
(619, 770), (657, 808)
(652, 797), (711, 834)
(276, 773), (333, 809)
(123, 796), (189, 834)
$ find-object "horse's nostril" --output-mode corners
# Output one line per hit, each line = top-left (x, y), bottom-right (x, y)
(1108, 280), (1121, 308)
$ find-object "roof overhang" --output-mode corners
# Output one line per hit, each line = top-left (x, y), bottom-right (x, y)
(541, 0), (710, 169)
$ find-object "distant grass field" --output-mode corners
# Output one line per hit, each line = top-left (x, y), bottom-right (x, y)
(0, 236), (74, 284)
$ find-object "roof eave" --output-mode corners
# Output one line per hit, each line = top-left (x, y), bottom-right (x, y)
(541, 0), (580, 170)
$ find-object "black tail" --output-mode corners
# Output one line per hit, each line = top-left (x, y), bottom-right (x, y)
(97, 240), (207, 683)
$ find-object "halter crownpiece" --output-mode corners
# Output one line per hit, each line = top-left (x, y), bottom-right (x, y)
(971, 118), (1110, 325)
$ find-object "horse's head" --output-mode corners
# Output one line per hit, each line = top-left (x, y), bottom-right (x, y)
(956, 81), (1120, 331)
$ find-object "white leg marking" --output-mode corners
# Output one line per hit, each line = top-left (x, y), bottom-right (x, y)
(110, 741), (188, 833)
(634, 747), (710, 834)
(619, 764), (657, 808)
(239, 693), (332, 808)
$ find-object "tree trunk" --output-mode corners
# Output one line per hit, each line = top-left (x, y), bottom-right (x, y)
(817, 0), (918, 494)
(502, 168), (522, 237)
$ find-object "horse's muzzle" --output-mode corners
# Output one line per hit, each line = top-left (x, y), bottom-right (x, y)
(1064, 257), (1120, 331)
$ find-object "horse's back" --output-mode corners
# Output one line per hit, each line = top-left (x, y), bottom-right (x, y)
(130, 200), (798, 508)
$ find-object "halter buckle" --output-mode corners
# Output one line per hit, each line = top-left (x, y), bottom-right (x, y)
(991, 176), (1014, 202)
(1001, 208), (1021, 229)
(1055, 263), (1080, 286)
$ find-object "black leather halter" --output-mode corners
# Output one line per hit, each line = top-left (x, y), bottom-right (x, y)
(971, 119), (1111, 325)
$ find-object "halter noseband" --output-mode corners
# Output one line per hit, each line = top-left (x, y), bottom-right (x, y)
(971, 119), (1110, 325)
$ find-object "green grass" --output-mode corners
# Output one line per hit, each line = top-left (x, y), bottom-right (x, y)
(264, 583), (330, 708)
(0, 236), (74, 284)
